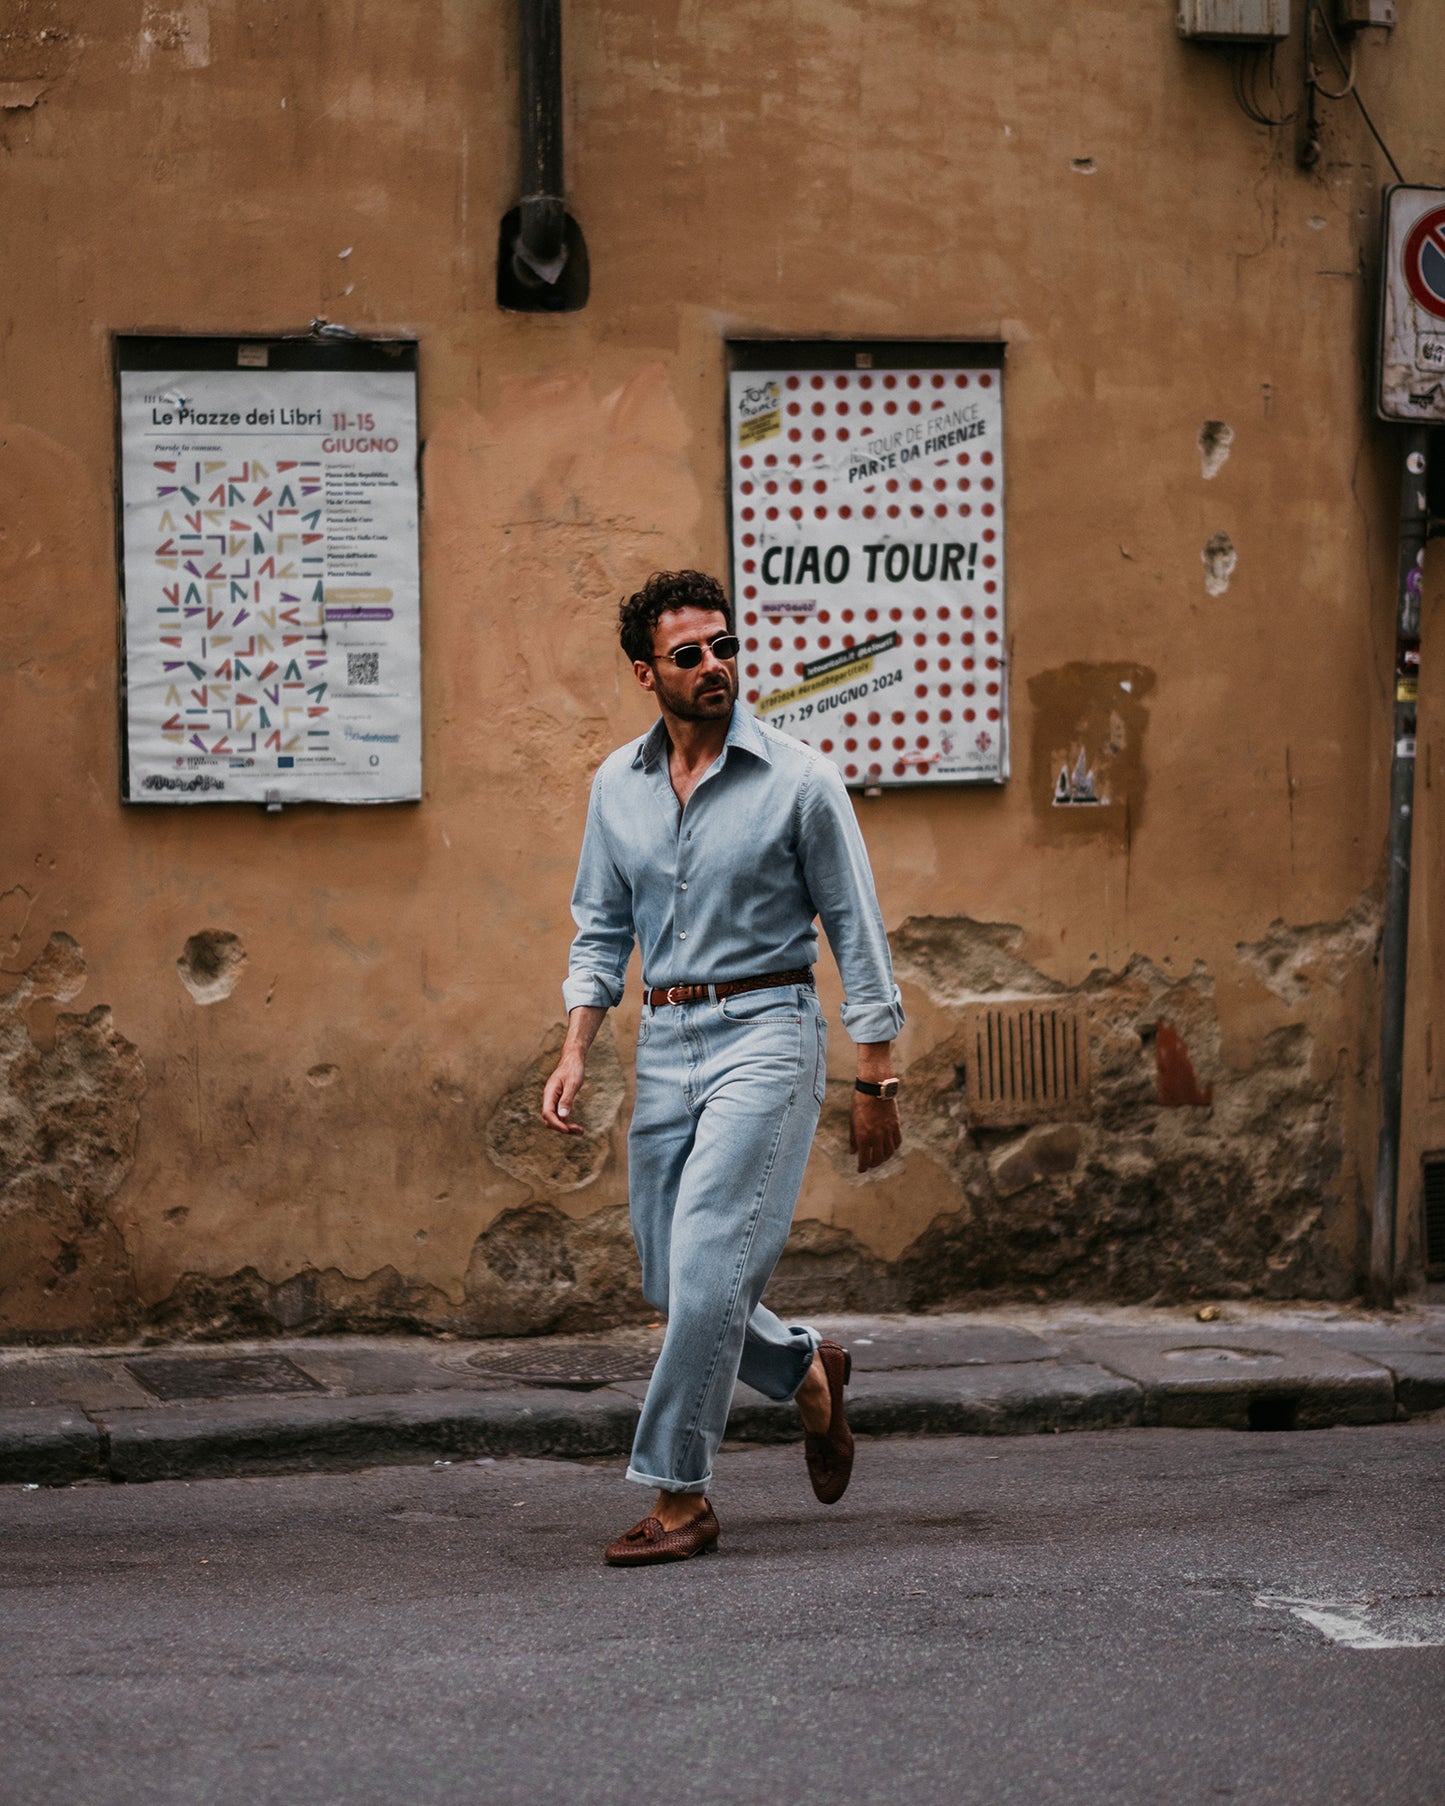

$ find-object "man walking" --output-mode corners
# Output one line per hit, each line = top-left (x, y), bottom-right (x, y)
(542, 570), (903, 1566)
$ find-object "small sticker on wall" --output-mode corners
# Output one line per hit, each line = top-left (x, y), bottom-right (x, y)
(1397, 736), (1418, 758)
(737, 380), (782, 448)
(1053, 749), (1104, 805)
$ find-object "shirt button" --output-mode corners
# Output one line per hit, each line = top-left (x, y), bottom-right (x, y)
(679, 931), (688, 940)
(679, 881), (688, 890)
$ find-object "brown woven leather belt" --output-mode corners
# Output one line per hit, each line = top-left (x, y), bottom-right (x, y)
(644, 967), (814, 1008)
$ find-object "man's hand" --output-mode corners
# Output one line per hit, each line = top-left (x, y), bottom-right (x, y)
(541, 1005), (609, 1136)
(541, 1050), (588, 1135)
(849, 1091), (902, 1172)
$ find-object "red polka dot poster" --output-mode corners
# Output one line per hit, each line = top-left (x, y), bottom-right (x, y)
(728, 344), (1007, 788)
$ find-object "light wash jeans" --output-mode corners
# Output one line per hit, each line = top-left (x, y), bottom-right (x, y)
(624, 982), (828, 1494)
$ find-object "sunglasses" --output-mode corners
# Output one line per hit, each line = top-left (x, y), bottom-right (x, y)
(654, 633), (740, 670)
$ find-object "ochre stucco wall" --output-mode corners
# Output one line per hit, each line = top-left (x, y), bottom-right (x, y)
(2, 0), (1441, 1341)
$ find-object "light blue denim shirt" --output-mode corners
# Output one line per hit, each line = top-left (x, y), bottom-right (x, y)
(563, 707), (904, 1045)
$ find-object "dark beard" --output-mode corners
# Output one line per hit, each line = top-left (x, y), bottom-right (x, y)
(655, 666), (738, 722)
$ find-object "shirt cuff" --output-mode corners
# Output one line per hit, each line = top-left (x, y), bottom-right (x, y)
(839, 986), (906, 1045)
(562, 970), (624, 1012)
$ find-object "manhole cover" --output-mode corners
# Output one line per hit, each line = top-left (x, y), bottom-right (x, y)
(1162, 1346), (1284, 1366)
(465, 1345), (656, 1390)
(124, 1353), (327, 1401)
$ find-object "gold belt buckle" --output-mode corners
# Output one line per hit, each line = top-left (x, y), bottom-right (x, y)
(666, 985), (684, 1006)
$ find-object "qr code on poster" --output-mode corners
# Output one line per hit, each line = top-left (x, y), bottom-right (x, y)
(347, 652), (380, 687)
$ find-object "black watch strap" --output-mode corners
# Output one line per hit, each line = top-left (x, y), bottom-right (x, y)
(854, 1077), (900, 1099)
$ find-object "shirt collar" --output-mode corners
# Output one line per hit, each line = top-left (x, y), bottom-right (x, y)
(632, 706), (774, 772)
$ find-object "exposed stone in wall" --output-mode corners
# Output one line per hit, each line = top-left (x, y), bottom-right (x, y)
(146, 1202), (648, 1343)
(484, 1022), (625, 1193)
(0, 935), (144, 1341)
(886, 919), (1357, 1304)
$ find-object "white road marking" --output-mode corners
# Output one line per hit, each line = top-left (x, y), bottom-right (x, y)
(1255, 1591), (1445, 1649)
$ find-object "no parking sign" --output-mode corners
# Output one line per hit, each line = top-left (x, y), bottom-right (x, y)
(1378, 184), (1445, 422)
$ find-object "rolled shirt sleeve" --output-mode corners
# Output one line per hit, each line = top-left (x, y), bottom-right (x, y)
(797, 757), (905, 1045)
(562, 771), (636, 1013)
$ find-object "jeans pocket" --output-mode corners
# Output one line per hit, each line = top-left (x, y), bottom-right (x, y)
(636, 1013), (652, 1049)
(719, 986), (803, 1025)
(811, 1009), (829, 1105)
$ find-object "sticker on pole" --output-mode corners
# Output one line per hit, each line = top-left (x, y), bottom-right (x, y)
(1378, 185), (1445, 421)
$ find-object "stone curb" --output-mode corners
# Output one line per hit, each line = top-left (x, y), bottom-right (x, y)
(96, 1388), (644, 1484)
(0, 1408), (103, 1486)
(4, 1349), (1436, 1486)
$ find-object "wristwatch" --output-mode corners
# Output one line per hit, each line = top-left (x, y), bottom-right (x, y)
(854, 1077), (900, 1099)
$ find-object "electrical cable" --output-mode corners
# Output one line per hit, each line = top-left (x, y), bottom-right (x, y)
(1231, 43), (1296, 127)
(1310, 0), (1408, 182)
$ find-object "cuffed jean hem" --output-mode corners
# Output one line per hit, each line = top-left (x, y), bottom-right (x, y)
(749, 1324), (822, 1403)
(625, 1463), (712, 1494)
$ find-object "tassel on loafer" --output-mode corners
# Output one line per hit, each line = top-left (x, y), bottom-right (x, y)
(803, 1340), (854, 1505)
(604, 1500), (720, 1566)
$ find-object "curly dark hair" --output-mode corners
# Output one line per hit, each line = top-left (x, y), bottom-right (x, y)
(618, 570), (734, 664)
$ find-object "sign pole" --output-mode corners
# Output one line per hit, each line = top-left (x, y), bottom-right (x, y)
(1370, 426), (1429, 1307)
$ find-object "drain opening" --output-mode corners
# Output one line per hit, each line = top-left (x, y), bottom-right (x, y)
(465, 1344), (656, 1390)
(124, 1353), (325, 1401)
(1248, 1395), (1299, 1433)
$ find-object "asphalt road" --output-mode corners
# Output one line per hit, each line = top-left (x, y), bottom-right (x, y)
(3, 1425), (1443, 1806)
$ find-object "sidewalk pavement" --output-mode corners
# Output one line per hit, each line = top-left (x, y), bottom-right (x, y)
(3, 1299), (1444, 1488)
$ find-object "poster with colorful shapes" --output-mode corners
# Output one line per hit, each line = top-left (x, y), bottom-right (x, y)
(728, 343), (1007, 788)
(117, 338), (421, 804)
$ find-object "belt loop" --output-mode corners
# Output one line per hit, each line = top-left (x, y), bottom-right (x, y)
(707, 983), (718, 1004)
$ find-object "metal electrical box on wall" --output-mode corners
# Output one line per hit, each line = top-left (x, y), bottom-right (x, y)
(1377, 185), (1445, 423)
(1177, 0), (1289, 40)
(726, 340), (1007, 790)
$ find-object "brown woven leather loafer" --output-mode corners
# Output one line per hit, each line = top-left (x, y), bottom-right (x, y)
(604, 1500), (720, 1566)
(803, 1341), (854, 1505)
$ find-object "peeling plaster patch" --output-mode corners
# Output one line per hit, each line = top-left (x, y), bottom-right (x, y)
(891, 917), (1065, 1004)
(0, 936), (144, 1342)
(136, 3), (211, 69)
(1202, 532), (1237, 596)
(1070, 156), (1097, 174)
(2, 930), (85, 1007)
(0, 885), (37, 965)
(1198, 420), (1234, 479)
(1028, 663), (1155, 843)
(1236, 896), (1379, 1006)
(306, 1064), (340, 1089)
(0, 81), (48, 109)
(149, 1203), (649, 1340)
(176, 931), (246, 1005)
(484, 1023), (624, 1193)
(1255, 1592), (1445, 1650)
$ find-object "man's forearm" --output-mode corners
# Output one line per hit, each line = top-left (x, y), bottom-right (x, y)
(564, 1004), (609, 1060)
(855, 1040), (896, 1081)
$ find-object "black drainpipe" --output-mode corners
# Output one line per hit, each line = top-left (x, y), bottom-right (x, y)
(497, 0), (589, 311)
(1370, 427), (1430, 1305)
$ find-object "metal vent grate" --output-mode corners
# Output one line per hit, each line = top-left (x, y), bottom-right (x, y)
(1424, 1154), (1445, 1274)
(124, 1353), (326, 1401)
(961, 1001), (1091, 1128)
